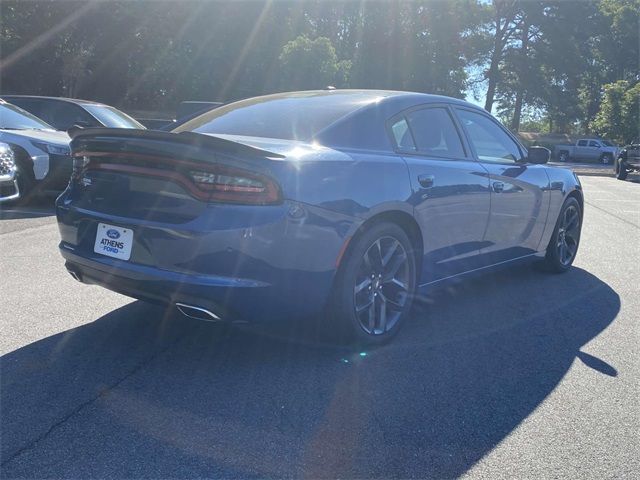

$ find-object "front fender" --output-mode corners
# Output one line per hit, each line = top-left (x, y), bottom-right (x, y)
(538, 166), (583, 251)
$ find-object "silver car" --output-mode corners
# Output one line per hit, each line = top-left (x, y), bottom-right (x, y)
(0, 99), (71, 202)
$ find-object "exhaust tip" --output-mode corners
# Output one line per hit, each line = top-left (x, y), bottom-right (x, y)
(67, 269), (82, 282)
(175, 303), (221, 322)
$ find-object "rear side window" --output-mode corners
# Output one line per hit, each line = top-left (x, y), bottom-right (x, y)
(456, 109), (523, 163)
(577, 140), (588, 146)
(390, 118), (416, 150)
(392, 107), (465, 158)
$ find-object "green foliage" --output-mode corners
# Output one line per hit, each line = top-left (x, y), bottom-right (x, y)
(0, 0), (637, 130)
(277, 36), (346, 90)
(591, 81), (640, 143)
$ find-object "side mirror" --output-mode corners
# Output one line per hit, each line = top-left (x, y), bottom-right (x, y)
(527, 146), (550, 164)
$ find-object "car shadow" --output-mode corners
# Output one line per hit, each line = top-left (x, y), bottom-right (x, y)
(0, 197), (55, 219)
(1, 265), (620, 478)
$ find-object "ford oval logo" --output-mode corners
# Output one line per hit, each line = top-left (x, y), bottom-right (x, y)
(106, 229), (121, 239)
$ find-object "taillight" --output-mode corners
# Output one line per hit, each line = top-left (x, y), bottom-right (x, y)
(79, 152), (281, 205)
(186, 165), (280, 204)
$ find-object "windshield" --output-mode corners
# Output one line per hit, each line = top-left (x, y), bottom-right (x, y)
(601, 140), (614, 146)
(173, 92), (374, 141)
(0, 102), (53, 130)
(82, 105), (145, 129)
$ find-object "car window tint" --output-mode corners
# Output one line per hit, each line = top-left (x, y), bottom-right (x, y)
(577, 140), (588, 146)
(174, 92), (372, 141)
(46, 103), (99, 130)
(588, 140), (600, 147)
(390, 117), (416, 150)
(405, 107), (464, 157)
(0, 103), (54, 130)
(456, 109), (522, 163)
(5, 99), (46, 119)
(82, 105), (144, 129)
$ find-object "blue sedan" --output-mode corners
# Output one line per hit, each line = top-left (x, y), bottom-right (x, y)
(56, 90), (583, 344)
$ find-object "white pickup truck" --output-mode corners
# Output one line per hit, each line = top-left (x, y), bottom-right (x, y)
(554, 138), (619, 164)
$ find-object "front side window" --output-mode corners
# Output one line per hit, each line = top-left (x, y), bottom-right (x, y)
(456, 109), (523, 164)
(588, 140), (600, 147)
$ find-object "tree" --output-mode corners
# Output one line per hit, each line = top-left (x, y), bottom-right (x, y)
(591, 81), (640, 143)
(482, 0), (521, 112)
(277, 35), (346, 90)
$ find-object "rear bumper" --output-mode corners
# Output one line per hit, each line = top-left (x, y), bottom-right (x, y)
(61, 245), (290, 321)
(56, 194), (346, 322)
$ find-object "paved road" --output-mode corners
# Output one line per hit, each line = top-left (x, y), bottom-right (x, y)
(1, 176), (638, 479)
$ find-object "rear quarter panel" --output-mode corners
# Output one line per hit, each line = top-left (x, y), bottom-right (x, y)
(267, 148), (414, 236)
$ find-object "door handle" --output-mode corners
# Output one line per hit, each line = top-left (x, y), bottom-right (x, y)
(418, 174), (435, 188)
(492, 181), (505, 193)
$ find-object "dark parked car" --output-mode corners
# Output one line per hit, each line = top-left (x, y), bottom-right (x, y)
(56, 90), (583, 345)
(615, 142), (640, 180)
(156, 101), (225, 131)
(1, 96), (145, 131)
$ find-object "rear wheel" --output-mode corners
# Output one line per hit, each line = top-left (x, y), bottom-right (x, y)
(616, 159), (628, 180)
(329, 222), (417, 346)
(541, 197), (582, 273)
(601, 153), (613, 165)
(558, 151), (569, 162)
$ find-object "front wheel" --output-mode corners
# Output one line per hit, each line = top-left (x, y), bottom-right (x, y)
(541, 197), (582, 273)
(329, 222), (417, 346)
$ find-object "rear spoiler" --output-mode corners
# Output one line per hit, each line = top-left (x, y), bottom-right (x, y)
(68, 127), (285, 161)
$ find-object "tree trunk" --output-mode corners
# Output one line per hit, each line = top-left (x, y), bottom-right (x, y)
(511, 19), (529, 131)
(484, 36), (502, 112)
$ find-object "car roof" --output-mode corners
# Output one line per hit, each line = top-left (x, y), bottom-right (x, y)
(1, 95), (106, 107)
(246, 89), (477, 107)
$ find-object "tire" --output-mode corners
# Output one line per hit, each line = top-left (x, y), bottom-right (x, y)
(328, 222), (417, 346)
(541, 197), (582, 273)
(12, 147), (37, 205)
(616, 159), (628, 180)
(558, 151), (569, 162)
(601, 153), (613, 165)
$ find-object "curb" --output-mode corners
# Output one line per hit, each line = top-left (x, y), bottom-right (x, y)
(573, 170), (615, 177)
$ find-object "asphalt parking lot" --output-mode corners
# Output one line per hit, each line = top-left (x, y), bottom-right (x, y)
(1, 175), (638, 479)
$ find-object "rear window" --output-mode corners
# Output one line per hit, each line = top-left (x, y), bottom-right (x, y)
(173, 92), (375, 141)
(83, 105), (144, 129)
